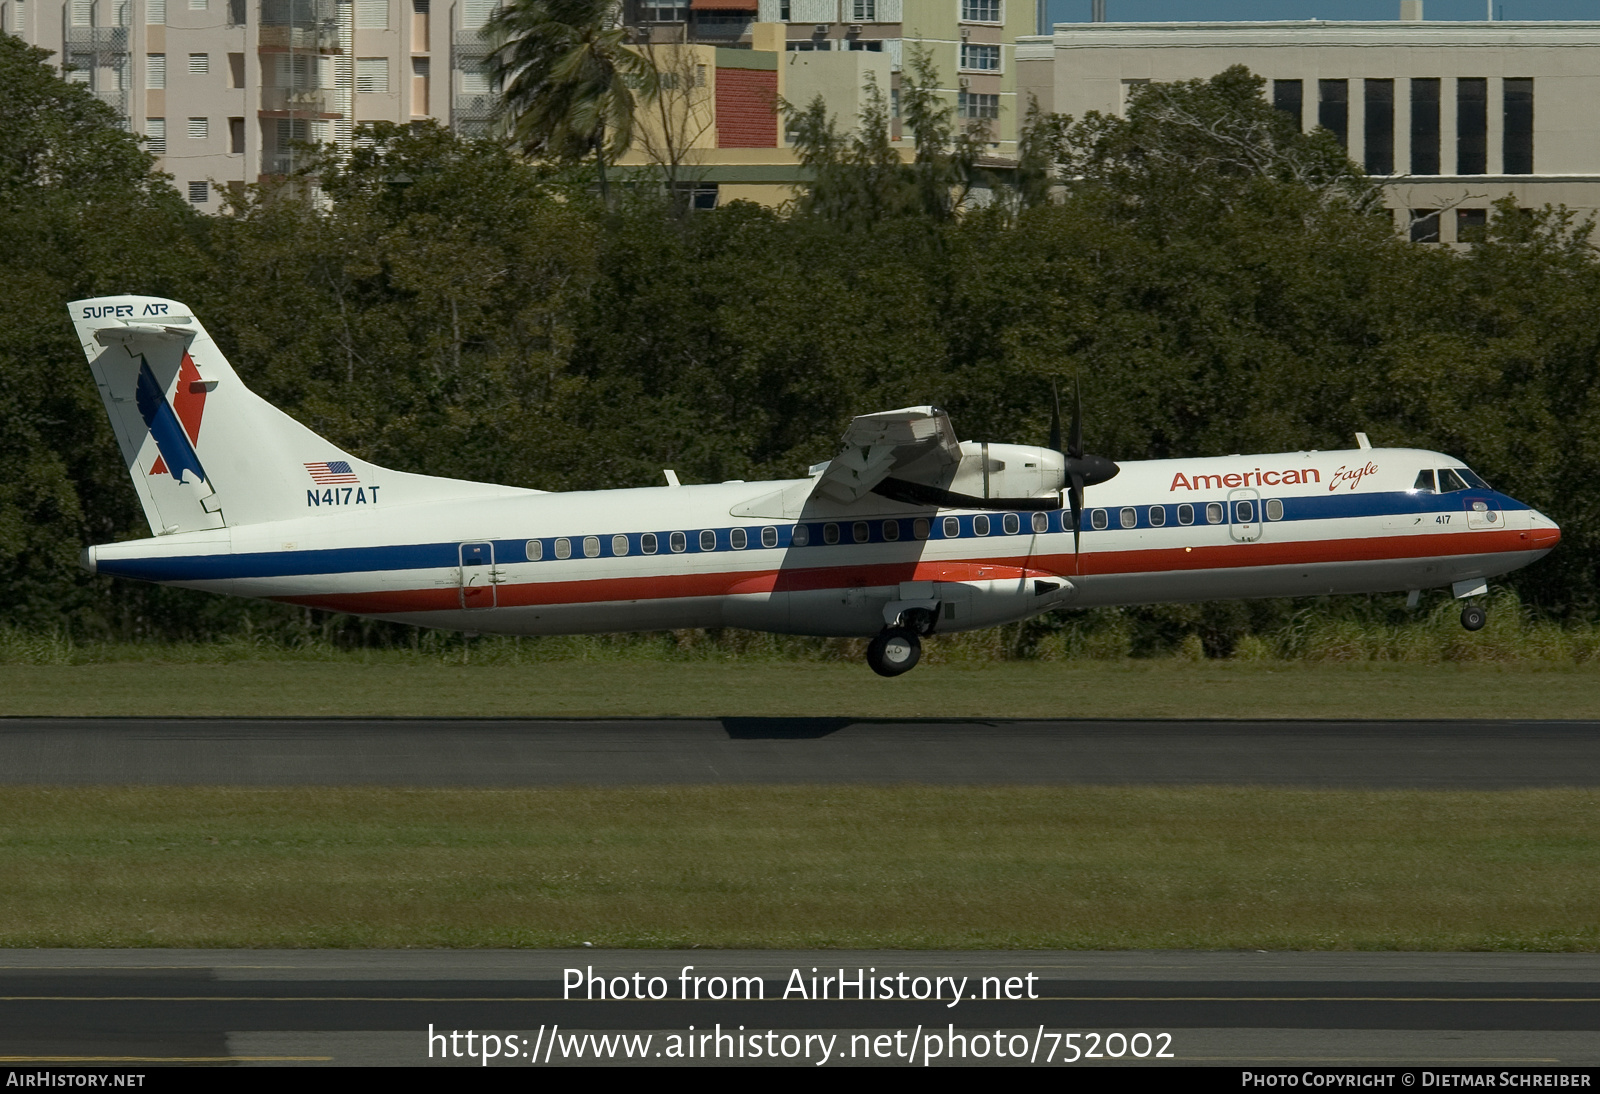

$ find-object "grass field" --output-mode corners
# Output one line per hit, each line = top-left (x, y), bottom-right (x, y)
(0, 659), (1596, 718)
(2, 786), (1596, 950)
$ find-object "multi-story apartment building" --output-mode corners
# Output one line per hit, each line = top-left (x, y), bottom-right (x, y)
(2, 0), (503, 207)
(1018, 7), (1600, 243)
(623, 0), (1038, 150)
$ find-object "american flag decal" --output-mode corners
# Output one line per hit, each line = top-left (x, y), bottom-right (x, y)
(305, 460), (360, 484)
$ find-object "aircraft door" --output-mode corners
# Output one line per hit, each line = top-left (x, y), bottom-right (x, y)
(1465, 496), (1502, 530)
(1228, 489), (1263, 543)
(459, 541), (498, 609)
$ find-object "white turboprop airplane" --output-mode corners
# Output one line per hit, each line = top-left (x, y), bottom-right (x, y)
(70, 296), (1561, 676)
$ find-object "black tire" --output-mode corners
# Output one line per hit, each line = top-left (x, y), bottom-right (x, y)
(867, 627), (922, 677)
(1460, 604), (1488, 632)
(902, 607), (938, 637)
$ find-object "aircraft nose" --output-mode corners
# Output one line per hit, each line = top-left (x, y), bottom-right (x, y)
(79, 545), (98, 574)
(1524, 510), (1561, 551)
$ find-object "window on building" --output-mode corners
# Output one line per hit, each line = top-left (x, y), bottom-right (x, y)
(730, 528), (747, 550)
(66, 54), (92, 85)
(1457, 208), (1488, 243)
(356, 0), (387, 28)
(1504, 77), (1533, 175)
(699, 529), (716, 551)
(356, 57), (388, 93)
(1364, 78), (1394, 175)
(188, 52), (208, 75)
(227, 0), (244, 23)
(145, 116), (165, 154)
(643, 0), (687, 19)
(1410, 77), (1440, 175)
(187, 180), (208, 203)
(958, 92), (999, 120)
(228, 116), (244, 153)
(147, 0), (165, 23)
(1409, 208), (1440, 243)
(961, 0), (1001, 20)
(959, 44), (999, 71)
(187, 116), (207, 138)
(188, 0), (206, 10)
(227, 52), (244, 88)
(1318, 79), (1348, 149)
(845, 39), (882, 50)
(851, 0), (875, 19)
(1272, 79), (1302, 125)
(146, 53), (165, 88)
(779, 0), (789, 17)
(70, 0), (90, 22)
(1457, 77), (1486, 174)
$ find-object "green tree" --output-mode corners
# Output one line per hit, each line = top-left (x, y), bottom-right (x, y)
(482, 0), (657, 203)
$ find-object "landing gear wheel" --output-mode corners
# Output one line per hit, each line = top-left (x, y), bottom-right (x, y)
(867, 627), (922, 677)
(1460, 604), (1488, 631)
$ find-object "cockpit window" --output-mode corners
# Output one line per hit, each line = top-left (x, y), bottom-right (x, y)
(1437, 468), (1470, 493)
(1456, 468), (1491, 490)
(1412, 469), (1436, 493)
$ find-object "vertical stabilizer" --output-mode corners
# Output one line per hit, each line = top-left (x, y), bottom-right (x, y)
(70, 295), (534, 535)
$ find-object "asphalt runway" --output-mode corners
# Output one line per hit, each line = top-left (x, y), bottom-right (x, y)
(2, 950), (1598, 1067)
(2, 717), (1600, 787)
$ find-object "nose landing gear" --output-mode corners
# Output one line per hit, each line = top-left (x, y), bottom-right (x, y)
(1460, 604), (1487, 631)
(867, 627), (921, 677)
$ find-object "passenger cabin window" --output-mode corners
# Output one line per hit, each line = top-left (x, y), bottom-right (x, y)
(1206, 502), (1224, 524)
(793, 525), (811, 547)
(883, 520), (901, 541)
(974, 514), (991, 536)
(642, 532), (658, 554)
(1120, 507), (1137, 529)
(1437, 469), (1470, 493)
(669, 531), (687, 553)
(1149, 505), (1166, 527)
(852, 521), (869, 543)
(761, 526), (778, 548)
(730, 527), (747, 550)
(612, 534), (629, 556)
(1178, 503), (1195, 526)
(1031, 511), (1048, 533)
(526, 540), (543, 560)
(1003, 513), (1020, 535)
(942, 516), (960, 538)
(914, 518), (931, 540)
(583, 536), (600, 558)
(1235, 500), (1255, 523)
(823, 523), (840, 545)
(554, 537), (572, 559)
(699, 529), (716, 551)
(1413, 469), (1436, 493)
(1091, 509), (1108, 531)
(1266, 499), (1284, 521)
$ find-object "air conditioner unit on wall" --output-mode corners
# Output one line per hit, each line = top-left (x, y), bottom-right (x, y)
(848, 23), (862, 32)
(960, 26), (970, 37)
(959, 75), (970, 87)
(814, 24), (828, 33)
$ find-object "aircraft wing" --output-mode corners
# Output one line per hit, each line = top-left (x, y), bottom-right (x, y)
(812, 405), (962, 504)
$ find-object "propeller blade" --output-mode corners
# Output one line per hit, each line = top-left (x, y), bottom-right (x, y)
(1069, 376), (1084, 461)
(1048, 381), (1062, 455)
(1069, 471), (1084, 557)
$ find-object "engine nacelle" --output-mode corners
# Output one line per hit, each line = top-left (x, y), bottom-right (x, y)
(947, 442), (1066, 502)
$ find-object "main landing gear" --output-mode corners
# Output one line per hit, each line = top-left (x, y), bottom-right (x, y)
(867, 627), (921, 677)
(1460, 604), (1488, 631)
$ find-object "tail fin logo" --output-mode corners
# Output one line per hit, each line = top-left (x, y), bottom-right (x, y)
(135, 350), (208, 484)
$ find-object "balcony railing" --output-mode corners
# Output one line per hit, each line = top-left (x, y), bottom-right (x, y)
(260, 86), (333, 114)
(453, 29), (492, 58)
(691, 16), (750, 37)
(64, 26), (129, 55)
(257, 23), (342, 51)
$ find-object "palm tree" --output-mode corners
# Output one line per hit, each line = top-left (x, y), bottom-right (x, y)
(482, 0), (656, 203)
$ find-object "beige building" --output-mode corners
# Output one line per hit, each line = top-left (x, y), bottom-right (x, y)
(1017, 13), (1600, 243)
(3, 0), (501, 208)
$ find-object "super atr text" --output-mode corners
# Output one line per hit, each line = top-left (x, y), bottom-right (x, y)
(564, 964), (1037, 1006)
